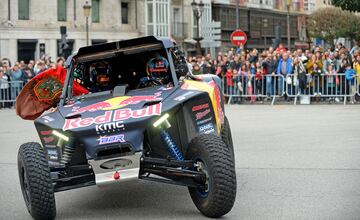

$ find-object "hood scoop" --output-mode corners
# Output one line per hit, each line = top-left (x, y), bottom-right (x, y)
(112, 84), (128, 97)
(142, 100), (162, 108)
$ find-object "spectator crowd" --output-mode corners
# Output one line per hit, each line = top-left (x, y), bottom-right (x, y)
(187, 42), (360, 104)
(1, 41), (360, 108)
(0, 56), (65, 108)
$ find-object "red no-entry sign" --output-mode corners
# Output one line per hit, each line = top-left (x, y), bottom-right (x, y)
(230, 29), (247, 47)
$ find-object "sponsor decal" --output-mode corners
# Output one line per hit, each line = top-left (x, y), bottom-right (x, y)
(100, 158), (133, 169)
(46, 148), (59, 160)
(154, 92), (162, 97)
(208, 81), (225, 124)
(42, 115), (54, 123)
(192, 103), (210, 112)
(63, 103), (162, 130)
(40, 130), (52, 135)
(97, 134), (125, 145)
(181, 80), (224, 133)
(195, 109), (210, 120)
(158, 86), (173, 91)
(174, 91), (194, 101)
(68, 95), (162, 116)
(198, 122), (215, 134)
(42, 137), (55, 144)
(71, 106), (81, 112)
(64, 100), (80, 107)
(96, 121), (124, 133)
(196, 117), (212, 126)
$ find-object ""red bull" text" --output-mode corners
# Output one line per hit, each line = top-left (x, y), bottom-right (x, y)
(63, 103), (162, 130)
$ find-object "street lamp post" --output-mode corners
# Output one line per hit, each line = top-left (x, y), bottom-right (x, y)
(191, 0), (204, 56)
(83, 1), (91, 46)
(286, 0), (291, 50)
(236, 0), (239, 29)
(263, 18), (268, 50)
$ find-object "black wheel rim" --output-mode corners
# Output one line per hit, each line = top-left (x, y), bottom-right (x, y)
(21, 167), (31, 207)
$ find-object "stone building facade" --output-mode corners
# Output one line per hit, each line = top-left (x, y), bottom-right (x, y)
(0, 0), (331, 62)
(0, 0), (207, 62)
(0, 0), (144, 62)
(212, 0), (312, 50)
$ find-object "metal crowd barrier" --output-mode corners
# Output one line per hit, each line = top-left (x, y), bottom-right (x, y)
(222, 73), (359, 105)
(0, 81), (25, 108)
(222, 74), (285, 105)
(285, 73), (359, 105)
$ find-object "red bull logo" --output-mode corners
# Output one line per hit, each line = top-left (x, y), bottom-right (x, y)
(69, 95), (162, 115)
(63, 103), (162, 131)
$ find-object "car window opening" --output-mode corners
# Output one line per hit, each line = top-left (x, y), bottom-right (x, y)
(72, 46), (173, 95)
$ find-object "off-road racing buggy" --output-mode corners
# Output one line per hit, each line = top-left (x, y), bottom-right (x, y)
(17, 36), (236, 220)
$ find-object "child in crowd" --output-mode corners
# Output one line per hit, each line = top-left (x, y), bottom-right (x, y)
(325, 65), (337, 102)
(345, 63), (356, 104)
(255, 62), (264, 103)
(225, 67), (235, 103)
(232, 68), (240, 104)
(311, 63), (322, 97)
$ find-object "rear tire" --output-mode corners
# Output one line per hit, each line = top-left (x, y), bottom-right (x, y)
(17, 142), (56, 220)
(221, 116), (235, 161)
(186, 134), (236, 218)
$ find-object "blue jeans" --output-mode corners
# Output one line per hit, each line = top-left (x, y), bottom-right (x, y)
(266, 75), (274, 96)
(277, 76), (284, 95)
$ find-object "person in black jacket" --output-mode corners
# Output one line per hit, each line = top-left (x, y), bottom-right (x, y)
(201, 58), (216, 74)
(262, 53), (277, 98)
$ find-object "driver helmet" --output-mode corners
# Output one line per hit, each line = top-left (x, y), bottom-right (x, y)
(90, 61), (111, 88)
(146, 55), (169, 84)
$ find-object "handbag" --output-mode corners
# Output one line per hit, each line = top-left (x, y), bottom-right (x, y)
(335, 75), (340, 86)
(286, 75), (292, 85)
(247, 79), (252, 88)
(307, 75), (313, 84)
(293, 76), (299, 86)
(237, 82), (243, 92)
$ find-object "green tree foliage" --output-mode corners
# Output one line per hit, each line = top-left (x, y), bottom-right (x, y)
(333, 0), (360, 12)
(307, 7), (360, 45)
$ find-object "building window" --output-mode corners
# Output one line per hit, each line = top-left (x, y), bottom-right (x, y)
(18, 0), (30, 20)
(121, 2), (129, 24)
(58, 0), (67, 21)
(192, 3), (211, 38)
(92, 0), (100, 23)
(145, 0), (170, 37)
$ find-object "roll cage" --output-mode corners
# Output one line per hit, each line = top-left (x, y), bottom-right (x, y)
(59, 36), (180, 106)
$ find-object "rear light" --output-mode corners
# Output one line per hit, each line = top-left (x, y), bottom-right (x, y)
(113, 171), (120, 180)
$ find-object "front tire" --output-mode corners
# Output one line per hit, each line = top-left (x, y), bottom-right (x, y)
(17, 142), (56, 220)
(186, 134), (236, 218)
(221, 116), (235, 161)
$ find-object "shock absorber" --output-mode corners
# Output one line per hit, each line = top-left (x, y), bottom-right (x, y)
(160, 129), (184, 161)
(60, 139), (76, 165)
(153, 113), (184, 161)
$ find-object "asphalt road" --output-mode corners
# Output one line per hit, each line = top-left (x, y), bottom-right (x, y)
(0, 105), (360, 220)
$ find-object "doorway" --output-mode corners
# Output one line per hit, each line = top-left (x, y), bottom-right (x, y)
(17, 40), (37, 63)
